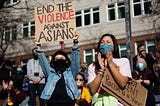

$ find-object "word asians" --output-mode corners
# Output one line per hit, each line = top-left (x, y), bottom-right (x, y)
(37, 21), (74, 43)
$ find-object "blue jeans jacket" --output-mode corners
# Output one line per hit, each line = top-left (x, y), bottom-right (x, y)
(37, 45), (81, 100)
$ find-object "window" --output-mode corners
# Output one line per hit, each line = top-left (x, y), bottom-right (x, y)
(83, 49), (97, 65)
(147, 40), (155, 54)
(84, 9), (90, 25)
(4, 28), (10, 42)
(118, 2), (125, 19)
(22, 21), (35, 38)
(108, 4), (115, 21)
(135, 41), (145, 55)
(76, 7), (100, 27)
(133, 0), (152, 16)
(107, 2), (125, 21)
(3, 26), (17, 42)
(93, 7), (100, 24)
(5, 0), (18, 5)
(135, 40), (155, 55)
(119, 44), (127, 57)
(76, 11), (82, 27)
(84, 49), (92, 65)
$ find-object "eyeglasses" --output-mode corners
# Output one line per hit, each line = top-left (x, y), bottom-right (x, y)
(75, 78), (84, 81)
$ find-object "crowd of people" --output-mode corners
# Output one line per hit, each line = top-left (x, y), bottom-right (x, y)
(0, 33), (160, 106)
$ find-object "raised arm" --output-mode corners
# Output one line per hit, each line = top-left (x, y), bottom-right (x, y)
(36, 50), (50, 77)
(70, 39), (80, 79)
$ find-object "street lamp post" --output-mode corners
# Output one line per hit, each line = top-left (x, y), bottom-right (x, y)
(125, 0), (133, 72)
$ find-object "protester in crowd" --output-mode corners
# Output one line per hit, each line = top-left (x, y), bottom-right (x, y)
(0, 59), (14, 87)
(36, 35), (81, 106)
(156, 47), (160, 59)
(153, 59), (160, 94)
(87, 34), (132, 106)
(27, 47), (46, 106)
(154, 47), (160, 105)
(132, 57), (155, 106)
(15, 64), (30, 97)
(0, 51), (6, 106)
(75, 72), (91, 106)
(0, 74), (26, 106)
(0, 57), (14, 106)
(153, 47), (160, 97)
(79, 63), (88, 84)
(155, 47), (160, 81)
(133, 43), (155, 76)
(13, 64), (25, 81)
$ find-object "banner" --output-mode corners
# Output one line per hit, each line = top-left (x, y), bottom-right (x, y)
(34, 1), (77, 44)
(101, 69), (148, 106)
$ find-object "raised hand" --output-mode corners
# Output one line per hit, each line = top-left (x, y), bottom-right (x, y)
(106, 49), (113, 64)
(2, 80), (8, 90)
(98, 52), (105, 70)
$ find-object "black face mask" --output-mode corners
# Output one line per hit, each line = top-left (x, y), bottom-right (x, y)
(53, 59), (67, 73)
(33, 54), (38, 60)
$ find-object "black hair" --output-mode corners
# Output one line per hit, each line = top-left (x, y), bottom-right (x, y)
(50, 50), (71, 68)
(94, 34), (120, 70)
(76, 72), (85, 81)
(137, 43), (145, 52)
(97, 33), (120, 58)
(32, 47), (38, 54)
(11, 73), (24, 89)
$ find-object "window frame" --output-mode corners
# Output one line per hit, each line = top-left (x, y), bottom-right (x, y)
(3, 26), (17, 42)
(5, 0), (18, 6)
(132, 0), (152, 17)
(83, 49), (97, 65)
(76, 6), (100, 27)
(135, 40), (155, 55)
(107, 2), (125, 22)
(22, 21), (35, 38)
(119, 44), (127, 57)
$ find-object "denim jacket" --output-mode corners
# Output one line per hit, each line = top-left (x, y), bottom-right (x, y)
(37, 45), (81, 100)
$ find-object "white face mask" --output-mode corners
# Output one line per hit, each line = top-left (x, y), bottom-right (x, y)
(76, 81), (83, 86)
(136, 63), (144, 70)
(17, 68), (22, 72)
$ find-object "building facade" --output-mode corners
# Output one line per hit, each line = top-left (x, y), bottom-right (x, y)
(1, 0), (160, 66)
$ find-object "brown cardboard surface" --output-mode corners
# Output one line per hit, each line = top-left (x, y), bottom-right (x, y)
(101, 69), (148, 106)
(34, 1), (77, 44)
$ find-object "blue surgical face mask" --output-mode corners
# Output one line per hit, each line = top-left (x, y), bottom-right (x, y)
(17, 68), (22, 72)
(99, 44), (113, 57)
(136, 63), (144, 69)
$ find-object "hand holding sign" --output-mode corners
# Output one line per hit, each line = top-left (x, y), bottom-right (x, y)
(101, 69), (148, 106)
(73, 31), (79, 44)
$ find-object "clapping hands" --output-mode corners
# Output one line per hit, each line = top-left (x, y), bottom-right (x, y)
(2, 80), (13, 90)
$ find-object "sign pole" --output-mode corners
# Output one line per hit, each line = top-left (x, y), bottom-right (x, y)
(60, 41), (64, 51)
(125, 0), (133, 72)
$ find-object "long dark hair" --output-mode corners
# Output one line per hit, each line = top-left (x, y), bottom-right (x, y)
(97, 33), (120, 58)
(77, 72), (85, 82)
(50, 50), (71, 68)
(95, 34), (120, 70)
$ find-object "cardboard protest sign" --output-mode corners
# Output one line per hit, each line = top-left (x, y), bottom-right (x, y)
(101, 69), (148, 106)
(34, 1), (77, 44)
